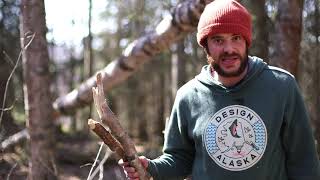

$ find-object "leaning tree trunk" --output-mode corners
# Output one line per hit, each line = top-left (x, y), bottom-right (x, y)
(20, 0), (57, 179)
(53, 0), (213, 115)
(269, 0), (304, 75)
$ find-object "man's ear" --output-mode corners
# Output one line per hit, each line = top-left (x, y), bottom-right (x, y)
(203, 40), (210, 55)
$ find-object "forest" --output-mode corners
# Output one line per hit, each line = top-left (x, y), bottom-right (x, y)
(0, 0), (319, 179)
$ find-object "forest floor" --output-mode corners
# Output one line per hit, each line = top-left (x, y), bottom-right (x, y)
(1, 160), (126, 180)
(1, 133), (129, 180)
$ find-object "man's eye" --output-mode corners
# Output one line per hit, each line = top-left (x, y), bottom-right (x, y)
(233, 35), (242, 41)
(213, 38), (223, 44)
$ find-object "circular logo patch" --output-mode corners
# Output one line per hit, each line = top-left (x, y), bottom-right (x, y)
(203, 105), (267, 171)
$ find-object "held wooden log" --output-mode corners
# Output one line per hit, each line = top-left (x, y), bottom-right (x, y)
(88, 119), (125, 158)
(92, 73), (149, 180)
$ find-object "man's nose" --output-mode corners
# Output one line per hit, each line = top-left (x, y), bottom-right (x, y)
(223, 41), (235, 54)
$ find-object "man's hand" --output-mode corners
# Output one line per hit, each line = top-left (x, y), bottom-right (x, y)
(119, 156), (149, 180)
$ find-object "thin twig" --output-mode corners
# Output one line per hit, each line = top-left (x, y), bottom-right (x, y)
(88, 147), (112, 180)
(87, 142), (104, 180)
(98, 157), (104, 180)
(0, 99), (16, 111)
(80, 163), (93, 169)
(3, 51), (16, 67)
(0, 33), (35, 129)
(36, 155), (57, 176)
(6, 163), (17, 180)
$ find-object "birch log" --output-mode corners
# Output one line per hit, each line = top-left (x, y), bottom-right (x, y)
(53, 0), (213, 115)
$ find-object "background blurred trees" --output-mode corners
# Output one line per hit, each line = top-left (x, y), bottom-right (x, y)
(1, 0), (319, 179)
(298, 0), (320, 154)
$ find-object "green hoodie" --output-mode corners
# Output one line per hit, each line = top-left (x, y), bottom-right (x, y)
(147, 56), (320, 180)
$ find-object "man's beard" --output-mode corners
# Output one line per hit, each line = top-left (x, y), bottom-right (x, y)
(207, 50), (249, 77)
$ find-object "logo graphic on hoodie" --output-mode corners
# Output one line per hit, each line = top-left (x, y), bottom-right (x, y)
(203, 105), (267, 171)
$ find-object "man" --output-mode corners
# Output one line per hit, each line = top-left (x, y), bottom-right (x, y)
(120, 0), (320, 179)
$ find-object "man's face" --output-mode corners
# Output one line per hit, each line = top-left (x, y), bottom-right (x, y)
(206, 33), (248, 77)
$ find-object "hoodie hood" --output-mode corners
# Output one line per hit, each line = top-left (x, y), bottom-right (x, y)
(196, 56), (267, 92)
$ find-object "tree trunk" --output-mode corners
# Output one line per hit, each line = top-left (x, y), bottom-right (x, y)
(156, 62), (166, 146)
(84, 0), (94, 119)
(20, 0), (57, 179)
(53, 0), (212, 115)
(171, 41), (187, 99)
(246, 0), (269, 61)
(297, 0), (320, 155)
(269, 0), (304, 75)
(311, 0), (320, 154)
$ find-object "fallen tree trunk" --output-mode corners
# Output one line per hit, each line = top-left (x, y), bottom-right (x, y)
(0, 129), (29, 151)
(53, 0), (212, 115)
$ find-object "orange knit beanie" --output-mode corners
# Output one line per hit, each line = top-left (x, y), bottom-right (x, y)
(197, 0), (252, 47)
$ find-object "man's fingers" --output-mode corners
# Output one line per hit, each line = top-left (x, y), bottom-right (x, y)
(119, 157), (150, 179)
(126, 172), (139, 179)
(139, 156), (149, 168)
(130, 172), (140, 178)
(124, 166), (137, 173)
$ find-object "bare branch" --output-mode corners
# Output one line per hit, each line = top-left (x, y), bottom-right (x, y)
(3, 51), (16, 67)
(0, 33), (35, 129)
(6, 163), (18, 180)
(87, 143), (104, 180)
(87, 147), (112, 180)
(91, 73), (149, 180)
